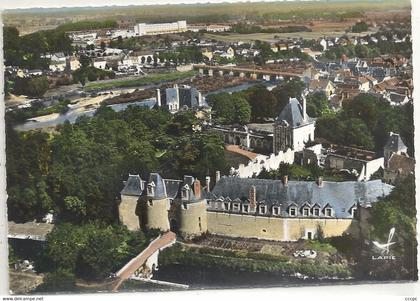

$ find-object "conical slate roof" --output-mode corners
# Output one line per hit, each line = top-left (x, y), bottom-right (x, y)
(120, 174), (144, 196)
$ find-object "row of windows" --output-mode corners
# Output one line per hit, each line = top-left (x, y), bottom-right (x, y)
(208, 200), (357, 217)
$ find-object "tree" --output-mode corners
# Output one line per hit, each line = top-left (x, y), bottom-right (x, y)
(207, 93), (237, 124)
(244, 84), (277, 121)
(343, 118), (374, 150)
(351, 21), (369, 33)
(36, 223), (149, 283)
(364, 175), (417, 280)
(62, 196), (87, 222)
(315, 115), (345, 144)
(232, 94), (251, 124)
(343, 94), (380, 130)
(272, 79), (305, 114)
(13, 76), (49, 98)
(306, 91), (329, 117)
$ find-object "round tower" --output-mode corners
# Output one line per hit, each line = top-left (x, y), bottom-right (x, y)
(178, 178), (208, 238)
(119, 174), (143, 231)
(142, 173), (170, 231)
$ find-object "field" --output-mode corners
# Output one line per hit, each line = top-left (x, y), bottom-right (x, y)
(84, 70), (198, 91)
(204, 28), (379, 42)
(4, 0), (411, 35)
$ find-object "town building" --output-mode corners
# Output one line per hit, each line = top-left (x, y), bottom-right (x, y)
(134, 20), (187, 36)
(118, 173), (393, 241)
(383, 132), (409, 167)
(323, 145), (384, 181)
(209, 124), (274, 154)
(156, 84), (209, 113)
(308, 79), (335, 96)
(273, 96), (315, 153)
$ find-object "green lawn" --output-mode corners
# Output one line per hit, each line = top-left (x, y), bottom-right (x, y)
(84, 70), (198, 91)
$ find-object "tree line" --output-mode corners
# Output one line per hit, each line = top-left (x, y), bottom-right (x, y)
(6, 106), (228, 225)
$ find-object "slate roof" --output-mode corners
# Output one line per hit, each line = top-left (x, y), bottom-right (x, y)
(164, 179), (182, 199)
(121, 173), (204, 202)
(148, 173), (167, 199)
(209, 177), (393, 218)
(120, 174), (144, 196)
(276, 97), (314, 128)
(385, 132), (407, 152)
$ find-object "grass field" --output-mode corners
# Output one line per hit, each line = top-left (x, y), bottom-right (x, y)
(84, 70), (197, 91)
(204, 28), (379, 42)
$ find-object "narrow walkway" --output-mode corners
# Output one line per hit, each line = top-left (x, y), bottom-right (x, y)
(225, 144), (259, 160)
(112, 231), (176, 292)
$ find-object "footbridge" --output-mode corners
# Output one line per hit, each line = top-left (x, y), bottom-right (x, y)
(193, 64), (302, 80)
(112, 231), (177, 292)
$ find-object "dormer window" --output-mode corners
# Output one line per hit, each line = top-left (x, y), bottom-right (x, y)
(243, 204), (249, 213)
(232, 203), (240, 212)
(289, 206), (297, 217)
(259, 205), (267, 214)
(147, 182), (156, 196)
(224, 202), (230, 211)
(350, 206), (357, 217)
(312, 207), (320, 216)
(302, 207), (310, 217)
(181, 184), (190, 199)
(325, 207), (333, 217)
(272, 206), (280, 215)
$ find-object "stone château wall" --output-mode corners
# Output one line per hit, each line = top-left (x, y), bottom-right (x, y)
(231, 149), (295, 178)
(207, 212), (357, 241)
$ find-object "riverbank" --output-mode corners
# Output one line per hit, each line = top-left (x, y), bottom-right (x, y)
(84, 70), (198, 91)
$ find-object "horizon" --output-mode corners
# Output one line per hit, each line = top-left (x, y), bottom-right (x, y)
(1, 0), (405, 12)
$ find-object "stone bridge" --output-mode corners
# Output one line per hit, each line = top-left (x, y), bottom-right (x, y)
(112, 231), (177, 292)
(193, 64), (302, 80)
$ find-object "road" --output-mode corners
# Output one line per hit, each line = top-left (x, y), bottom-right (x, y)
(112, 231), (176, 292)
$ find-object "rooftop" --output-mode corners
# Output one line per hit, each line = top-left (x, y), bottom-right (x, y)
(210, 177), (393, 218)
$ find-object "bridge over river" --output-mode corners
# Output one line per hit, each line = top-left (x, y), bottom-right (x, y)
(112, 231), (177, 292)
(193, 64), (302, 80)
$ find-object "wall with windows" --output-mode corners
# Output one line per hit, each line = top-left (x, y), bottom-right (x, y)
(207, 212), (357, 241)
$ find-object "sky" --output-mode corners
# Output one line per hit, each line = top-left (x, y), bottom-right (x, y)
(1, 0), (323, 10)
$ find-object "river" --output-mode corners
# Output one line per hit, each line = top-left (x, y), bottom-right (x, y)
(15, 80), (279, 131)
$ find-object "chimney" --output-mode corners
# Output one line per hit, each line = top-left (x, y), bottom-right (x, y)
(249, 185), (256, 211)
(205, 176), (211, 193)
(317, 177), (323, 187)
(282, 175), (288, 186)
(215, 171), (221, 183)
(193, 179), (201, 199)
(302, 93), (307, 121)
(156, 89), (161, 107)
